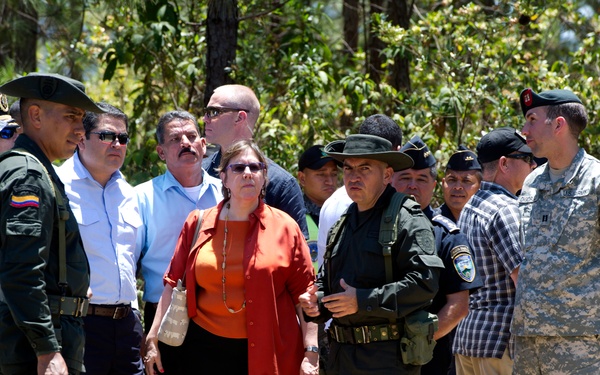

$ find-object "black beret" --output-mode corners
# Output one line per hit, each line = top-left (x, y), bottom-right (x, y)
(298, 145), (335, 171)
(477, 127), (531, 163)
(400, 135), (436, 170)
(446, 145), (481, 171)
(0, 73), (104, 113)
(520, 88), (582, 117)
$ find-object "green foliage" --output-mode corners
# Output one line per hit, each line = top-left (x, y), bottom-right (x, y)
(3, 0), (600, 185)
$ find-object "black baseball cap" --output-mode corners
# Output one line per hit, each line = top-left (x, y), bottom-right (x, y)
(476, 127), (531, 163)
(298, 145), (335, 171)
(520, 88), (582, 117)
(0, 73), (105, 113)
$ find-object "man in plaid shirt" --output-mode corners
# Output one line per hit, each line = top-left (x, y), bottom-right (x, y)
(453, 127), (536, 375)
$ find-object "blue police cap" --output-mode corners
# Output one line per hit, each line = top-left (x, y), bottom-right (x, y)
(400, 135), (436, 170)
(446, 145), (481, 171)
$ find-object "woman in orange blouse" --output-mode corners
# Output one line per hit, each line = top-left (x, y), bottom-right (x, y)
(144, 140), (318, 375)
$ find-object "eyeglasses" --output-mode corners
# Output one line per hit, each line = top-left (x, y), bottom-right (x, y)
(505, 153), (534, 165)
(0, 126), (18, 139)
(90, 131), (130, 145)
(203, 106), (249, 119)
(227, 162), (265, 174)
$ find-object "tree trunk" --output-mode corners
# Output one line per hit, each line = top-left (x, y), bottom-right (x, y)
(0, 0), (37, 72)
(367, 0), (385, 83)
(343, 0), (359, 56)
(204, 0), (238, 105)
(388, 0), (411, 93)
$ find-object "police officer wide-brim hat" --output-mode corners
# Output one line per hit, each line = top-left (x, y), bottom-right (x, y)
(520, 88), (582, 117)
(325, 134), (414, 172)
(0, 73), (105, 113)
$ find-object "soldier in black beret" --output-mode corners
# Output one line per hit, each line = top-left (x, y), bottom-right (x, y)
(514, 88), (600, 373)
(393, 135), (482, 375)
(0, 73), (103, 374)
(439, 145), (482, 223)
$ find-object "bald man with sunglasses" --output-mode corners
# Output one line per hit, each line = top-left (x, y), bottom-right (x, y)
(202, 84), (308, 238)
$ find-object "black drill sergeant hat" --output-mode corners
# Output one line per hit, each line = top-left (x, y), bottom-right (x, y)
(0, 73), (105, 113)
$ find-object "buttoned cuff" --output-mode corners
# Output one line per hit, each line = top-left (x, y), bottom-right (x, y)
(30, 335), (61, 356)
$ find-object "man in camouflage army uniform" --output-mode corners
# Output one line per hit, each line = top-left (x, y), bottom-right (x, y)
(300, 134), (444, 375)
(513, 88), (600, 373)
(393, 135), (482, 374)
(0, 73), (104, 374)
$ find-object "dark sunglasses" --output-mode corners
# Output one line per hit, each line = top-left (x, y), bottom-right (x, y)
(203, 106), (249, 119)
(227, 162), (265, 174)
(0, 126), (18, 140)
(505, 153), (534, 165)
(90, 131), (130, 145)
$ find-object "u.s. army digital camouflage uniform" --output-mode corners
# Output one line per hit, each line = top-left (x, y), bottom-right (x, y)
(513, 148), (600, 374)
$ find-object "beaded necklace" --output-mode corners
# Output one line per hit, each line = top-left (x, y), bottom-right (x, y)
(222, 203), (246, 314)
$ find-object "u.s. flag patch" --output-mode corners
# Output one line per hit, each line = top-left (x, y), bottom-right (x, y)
(10, 194), (40, 208)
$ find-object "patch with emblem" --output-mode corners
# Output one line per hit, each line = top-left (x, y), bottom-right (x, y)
(10, 194), (40, 208)
(308, 240), (318, 263)
(451, 245), (476, 282)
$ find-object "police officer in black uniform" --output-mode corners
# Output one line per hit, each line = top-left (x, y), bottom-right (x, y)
(394, 136), (483, 375)
(438, 146), (482, 223)
(0, 73), (104, 374)
(300, 134), (444, 375)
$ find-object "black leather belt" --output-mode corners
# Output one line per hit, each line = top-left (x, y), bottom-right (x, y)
(48, 295), (89, 317)
(87, 304), (131, 319)
(329, 322), (402, 344)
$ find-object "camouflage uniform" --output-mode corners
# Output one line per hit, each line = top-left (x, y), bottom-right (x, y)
(514, 148), (600, 373)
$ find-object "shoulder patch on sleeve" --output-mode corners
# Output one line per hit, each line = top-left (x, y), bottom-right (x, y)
(451, 245), (476, 282)
(10, 185), (41, 209)
(432, 214), (459, 233)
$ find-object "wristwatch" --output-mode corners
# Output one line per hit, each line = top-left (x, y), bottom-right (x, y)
(305, 346), (319, 353)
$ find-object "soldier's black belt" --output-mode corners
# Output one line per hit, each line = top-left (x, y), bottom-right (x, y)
(87, 304), (131, 319)
(329, 322), (402, 344)
(48, 295), (89, 317)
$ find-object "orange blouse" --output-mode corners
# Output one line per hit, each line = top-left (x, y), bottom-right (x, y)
(193, 220), (248, 338)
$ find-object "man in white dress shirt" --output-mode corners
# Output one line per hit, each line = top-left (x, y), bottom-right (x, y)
(56, 102), (144, 375)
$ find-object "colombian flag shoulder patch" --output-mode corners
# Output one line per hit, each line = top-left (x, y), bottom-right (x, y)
(10, 194), (40, 208)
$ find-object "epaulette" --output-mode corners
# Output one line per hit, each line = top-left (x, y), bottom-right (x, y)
(432, 214), (460, 233)
(403, 195), (424, 215)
